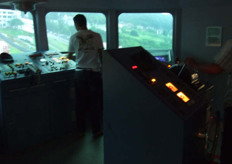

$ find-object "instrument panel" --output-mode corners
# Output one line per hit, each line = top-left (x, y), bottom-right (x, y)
(106, 46), (207, 120)
(0, 51), (76, 80)
(0, 51), (77, 153)
(103, 46), (210, 164)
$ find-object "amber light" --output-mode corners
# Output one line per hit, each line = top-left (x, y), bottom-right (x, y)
(131, 65), (138, 69)
(176, 92), (190, 103)
(165, 82), (178, 92)
(59, 56), (67, 60)
(150, 78), (156, 83)
(167, 64), (172, 68)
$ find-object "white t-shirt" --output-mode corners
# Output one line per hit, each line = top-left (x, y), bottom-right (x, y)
(68, 29), (103, 72)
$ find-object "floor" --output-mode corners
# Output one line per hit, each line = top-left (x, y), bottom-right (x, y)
(0, 114), (223, 164)
(0, 125), (223, 164)
(0, 129), (104, 164)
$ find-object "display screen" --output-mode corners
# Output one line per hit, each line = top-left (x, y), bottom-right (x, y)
(155, 56), (167, 62)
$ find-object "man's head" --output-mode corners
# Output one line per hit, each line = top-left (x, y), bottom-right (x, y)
(73, 14), (87, 31)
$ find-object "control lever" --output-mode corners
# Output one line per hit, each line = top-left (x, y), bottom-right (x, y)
(25, 63), (41, 85)
(27, 63), (41, 74)
(177, 64), (186, 78)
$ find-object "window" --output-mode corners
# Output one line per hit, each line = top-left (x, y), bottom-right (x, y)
(118, 13), (173, 62)
(0, 9), (36, 54)
(46, 12), (106, 52)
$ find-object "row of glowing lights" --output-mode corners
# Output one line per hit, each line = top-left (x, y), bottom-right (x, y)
(132, 65), (190, 103)
(15, 57), (69, 66)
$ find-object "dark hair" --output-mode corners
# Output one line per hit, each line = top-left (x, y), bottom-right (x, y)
(73, 14), (87, 26)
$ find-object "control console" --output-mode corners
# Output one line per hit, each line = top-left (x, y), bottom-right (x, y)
(0, 51), (76, 80)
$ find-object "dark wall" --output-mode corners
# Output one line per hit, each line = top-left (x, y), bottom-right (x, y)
(181, 6), (232, 61)
(42, 0), (179, 10)
(180, 5), (232, 114)
(180, 0), (232, 7)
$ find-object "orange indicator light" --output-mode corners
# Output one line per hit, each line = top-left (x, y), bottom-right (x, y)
(132, 65), (138, 69)
(59, 56), (67, 60)
(176, 92), (190, 103)
(165, 82), (178, 92)
(167, 64), (171, 68)
(151, 78), (156, 83)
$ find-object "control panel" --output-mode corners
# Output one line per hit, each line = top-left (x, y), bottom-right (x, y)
(0, 51), (77, 153)
(0, 51), (76, 80)
(103, 47), (210, 164)
(105, 46), (208, 120)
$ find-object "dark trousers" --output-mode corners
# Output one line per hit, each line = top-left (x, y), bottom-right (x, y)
(221, 106), (232, 164)
(74, 70), (103, 134)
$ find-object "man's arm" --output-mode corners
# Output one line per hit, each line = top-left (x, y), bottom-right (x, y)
(67, 35), (75, 60)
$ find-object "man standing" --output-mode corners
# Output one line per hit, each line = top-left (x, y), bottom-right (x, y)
(68, 14), (104, 138)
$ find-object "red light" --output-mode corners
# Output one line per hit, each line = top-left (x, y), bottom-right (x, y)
(210, 116), (214, 120)
(132, 65), (138, 69)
